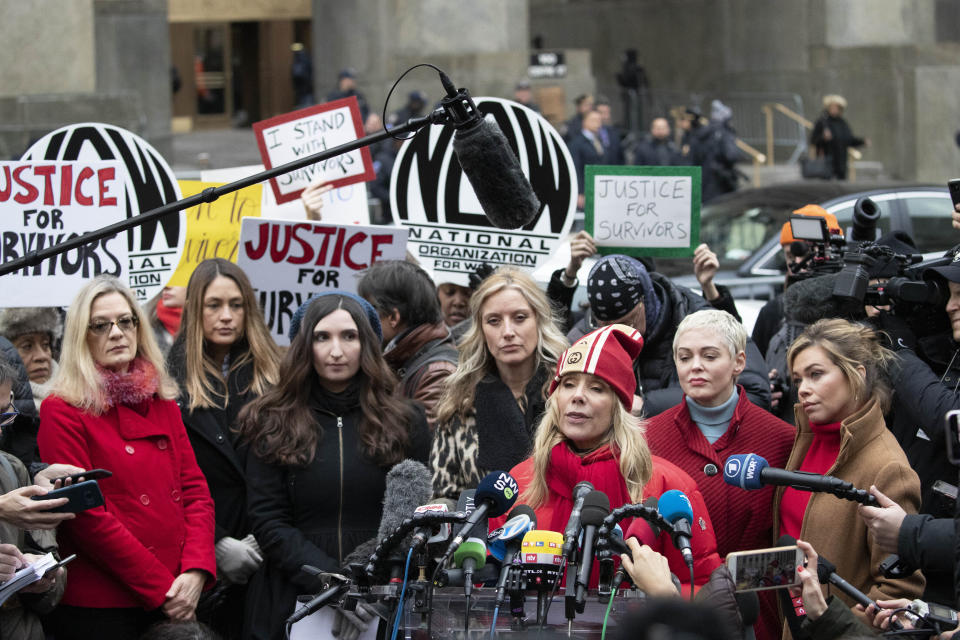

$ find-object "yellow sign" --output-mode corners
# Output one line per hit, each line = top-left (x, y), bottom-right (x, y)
(168, 181), (262, 286)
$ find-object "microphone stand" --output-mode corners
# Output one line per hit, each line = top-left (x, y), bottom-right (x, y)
(0, 111), (448, 278)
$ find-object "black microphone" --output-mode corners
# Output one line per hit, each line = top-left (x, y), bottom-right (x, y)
(443, 471), (519, 560)
(285, 572), (350, 625)
(574, 491), (611, 613)
(723, 454), (878, 506)
(438, 71), (542, 230)
(561, 481), (594, 560)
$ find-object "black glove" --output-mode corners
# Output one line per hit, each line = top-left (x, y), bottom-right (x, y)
(871, 311), (916, 351)
(468, 262), (496, 290)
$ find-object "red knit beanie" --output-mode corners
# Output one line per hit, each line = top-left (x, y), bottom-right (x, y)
(549, 324), (644, 408)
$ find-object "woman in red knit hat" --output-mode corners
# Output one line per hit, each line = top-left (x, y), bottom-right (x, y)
(505, 323), (722, 592)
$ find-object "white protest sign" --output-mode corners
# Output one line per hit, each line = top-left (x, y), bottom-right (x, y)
(252, 97), (375, 205)
(21, 123), (186, 302)
(0, 161), (127, 306)
(236, 217), (407, 344)
(391, 97), (576, 286)
(586, 165), (701, 257)
(202, 165), (370, 224)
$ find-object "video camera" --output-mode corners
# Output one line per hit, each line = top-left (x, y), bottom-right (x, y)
(783, 197), (951, 335)
(784, 213), (846, 282)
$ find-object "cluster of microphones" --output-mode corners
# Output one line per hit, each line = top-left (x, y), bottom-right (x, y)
(285, 463), (704, 633)
(288, 451), (954, 633)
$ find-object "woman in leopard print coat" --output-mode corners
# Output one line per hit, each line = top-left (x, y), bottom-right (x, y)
(430, 268), (568, 500)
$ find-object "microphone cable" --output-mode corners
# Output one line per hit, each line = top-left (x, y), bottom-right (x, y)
(601, 586), (617, 640)
(390, 547), (415, 640)
(537, 555), (567, 632)
(380, 63), (447, 142)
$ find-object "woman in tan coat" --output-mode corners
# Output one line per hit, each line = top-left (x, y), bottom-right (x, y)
(775, 319), (923, 624)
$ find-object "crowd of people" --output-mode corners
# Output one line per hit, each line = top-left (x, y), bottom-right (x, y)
(0, 199), (958, 639)
(0, 67), (951, 640)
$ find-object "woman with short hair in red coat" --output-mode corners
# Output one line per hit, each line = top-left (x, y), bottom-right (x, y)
(38, 276), (216, 640)
(645, 309), (795, 558)
(504, 324), (722, 594)
(644, 309), (795, 640)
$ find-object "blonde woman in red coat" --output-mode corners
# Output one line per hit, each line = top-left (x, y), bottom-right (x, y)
(38, 276), (216, 640)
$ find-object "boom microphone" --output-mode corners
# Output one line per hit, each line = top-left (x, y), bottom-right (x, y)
(439, 71), (542, 230)
(723, 454), (878, 506)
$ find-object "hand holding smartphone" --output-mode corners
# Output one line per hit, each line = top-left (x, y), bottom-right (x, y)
(30, 480), (106, 514)
(726, 545), (804, 592)
(52, 469), (112, 489)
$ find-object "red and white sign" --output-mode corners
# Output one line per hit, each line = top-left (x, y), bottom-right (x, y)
(236, 217), (407, 344)
(0, 161), (127, 306)
(253, 97), (375, 205)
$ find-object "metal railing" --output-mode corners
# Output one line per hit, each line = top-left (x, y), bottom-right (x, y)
(761, 101), (862, 180)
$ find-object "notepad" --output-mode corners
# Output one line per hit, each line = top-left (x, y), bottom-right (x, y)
(0, 552), (58, 606)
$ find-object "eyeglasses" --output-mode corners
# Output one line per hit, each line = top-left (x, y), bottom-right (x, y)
(1, 393), (17, 427)
(88, 315), (139, 336)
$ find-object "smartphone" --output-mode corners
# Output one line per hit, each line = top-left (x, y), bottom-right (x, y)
(52, 468), (112, 486)
(30, 480), (105, 513)
(726, 545), (803, 592)
(948, 179), (960, 209)
(946, 410), (960, 465)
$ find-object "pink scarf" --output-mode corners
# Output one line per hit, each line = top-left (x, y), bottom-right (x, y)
(98, 357), (159, 409)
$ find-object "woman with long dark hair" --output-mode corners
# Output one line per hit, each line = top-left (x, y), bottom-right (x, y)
(166, 258), (280, 639)
(238, 293), (429, 640)
(37, 276), (215, 639)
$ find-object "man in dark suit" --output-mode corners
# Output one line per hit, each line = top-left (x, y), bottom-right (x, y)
(596, 96), (624, 165)
(567, 109), (605, 210)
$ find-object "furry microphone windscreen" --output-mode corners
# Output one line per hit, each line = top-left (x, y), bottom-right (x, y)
(452, 118), (542, 229)
(375, 459), (434, 542)
(784, 273), (863, 325)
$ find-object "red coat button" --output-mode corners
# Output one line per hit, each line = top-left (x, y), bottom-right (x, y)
(157, 440), (167, 450)
(125, 445), (135, 454)
(140, 494), (150, 506)
(171, 490), (181, 502)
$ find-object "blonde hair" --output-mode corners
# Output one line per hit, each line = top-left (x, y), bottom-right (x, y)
(673, 309), (746, 359)
(823, 94), (847, 110)
(179, 259), (280, 411)
(51, 276), (178, 413)
(434, 267), (568, 424)
(786, 318), (896, 414)
(523, 383), (653, 509)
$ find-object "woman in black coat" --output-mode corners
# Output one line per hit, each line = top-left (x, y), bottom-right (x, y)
(167, 259), (281, 639)
(237, 293), (429, 640)
(810, 94), (866, 180)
